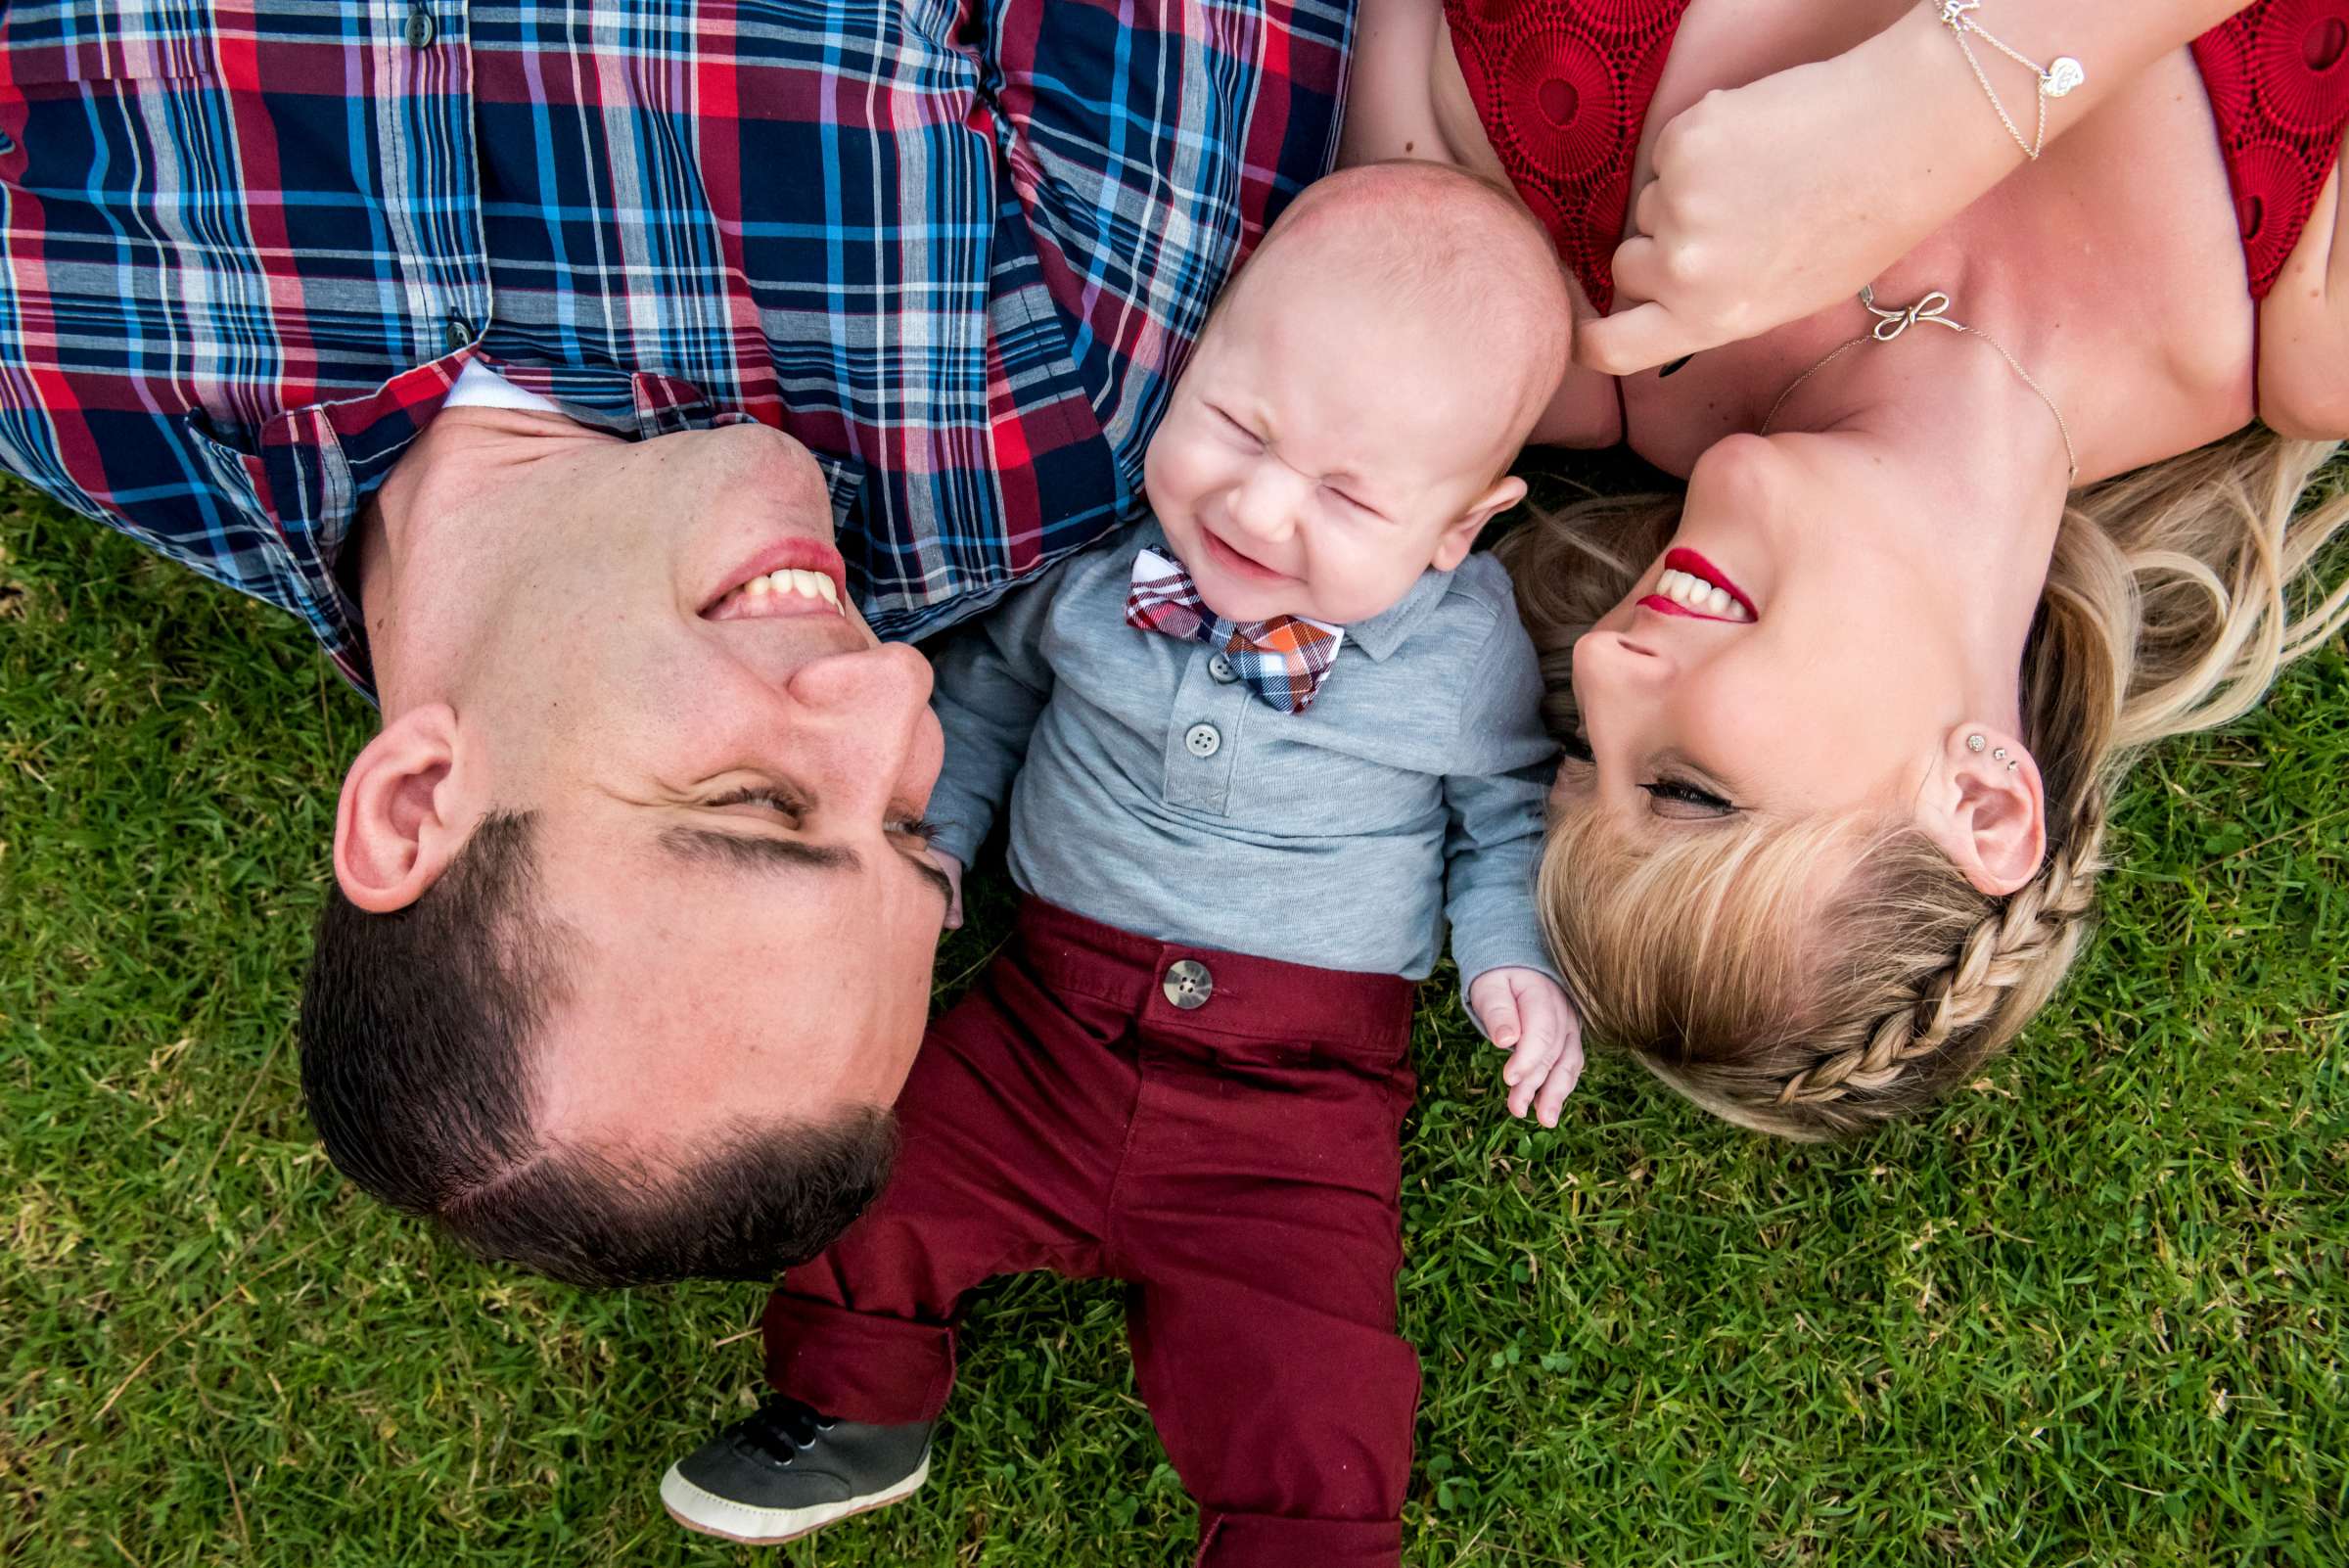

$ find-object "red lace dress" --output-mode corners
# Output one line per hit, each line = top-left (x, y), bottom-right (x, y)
(1443, 0), (2349, 307)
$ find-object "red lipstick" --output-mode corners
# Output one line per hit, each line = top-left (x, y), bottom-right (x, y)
(1662, 546), (1758, 620)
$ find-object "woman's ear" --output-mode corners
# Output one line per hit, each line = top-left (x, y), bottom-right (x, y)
(1430, 475), (1529, 572)
(333, 704), (474, 912)
(1919, 726), (2048, 896)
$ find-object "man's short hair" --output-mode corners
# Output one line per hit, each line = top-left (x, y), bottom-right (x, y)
(299, 810), (897, 1287)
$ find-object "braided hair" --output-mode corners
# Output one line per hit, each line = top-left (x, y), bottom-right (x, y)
(1504, 429), (2348, 1139)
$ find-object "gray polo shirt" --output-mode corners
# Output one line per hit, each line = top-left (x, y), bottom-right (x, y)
(928, 520), (1559, 986)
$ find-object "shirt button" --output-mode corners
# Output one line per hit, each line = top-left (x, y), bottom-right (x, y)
(1183, 722), (1221, 759)
(1207, 653), (1238, 684)
(442, 314), (472, 355)
(0, 130), (16, 156)
(1162, 958), (1214, 1010)
(404, 5), (438, 48)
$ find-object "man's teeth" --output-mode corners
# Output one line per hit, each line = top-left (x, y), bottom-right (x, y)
(738, 568), (843, 612)
(1656, 567), (1751, 621)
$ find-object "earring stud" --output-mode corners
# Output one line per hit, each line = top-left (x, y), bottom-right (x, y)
(1966, 734), (1986, 753)
(1993, 747), (2008, 761)
(2006, 760), (2019, 772)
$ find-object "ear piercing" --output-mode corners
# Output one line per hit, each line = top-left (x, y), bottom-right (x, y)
(1969, 733), (2022, 771)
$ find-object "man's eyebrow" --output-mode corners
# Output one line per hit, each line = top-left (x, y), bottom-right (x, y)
(657, 825), (954, 904)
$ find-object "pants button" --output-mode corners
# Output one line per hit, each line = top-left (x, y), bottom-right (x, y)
(1162, 958), (1214, 1010)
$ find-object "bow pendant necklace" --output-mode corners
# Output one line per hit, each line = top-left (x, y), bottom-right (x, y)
(1760, 285), (2080, 483)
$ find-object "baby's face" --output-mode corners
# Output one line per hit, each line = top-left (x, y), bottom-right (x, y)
(1144, 253), (1525, 626)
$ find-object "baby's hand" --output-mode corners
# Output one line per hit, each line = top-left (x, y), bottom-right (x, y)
(936, 852), (966, 931)
(1468, 967), (1584, 1128)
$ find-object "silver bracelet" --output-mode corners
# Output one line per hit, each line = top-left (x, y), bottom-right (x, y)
(1934, 0), (2086, 161)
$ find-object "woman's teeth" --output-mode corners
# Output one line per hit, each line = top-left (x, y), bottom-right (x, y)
(736, 568), (843, 613)
(1656, 567), (1752, 622)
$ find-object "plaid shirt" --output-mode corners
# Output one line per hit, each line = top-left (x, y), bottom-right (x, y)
(0, 0), (1349, 694)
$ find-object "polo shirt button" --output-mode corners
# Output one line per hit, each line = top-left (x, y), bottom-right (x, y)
(0, 130), (16, 156)
(1183, 721), (1221, 759)
(405, 5), (437, 48)
(1207, 653), (1238, 684)
(442, 314), (472, 355)
(1162, 958), (1214, 1010)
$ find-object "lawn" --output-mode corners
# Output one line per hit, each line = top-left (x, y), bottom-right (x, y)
(4, 461), (2346, 1568)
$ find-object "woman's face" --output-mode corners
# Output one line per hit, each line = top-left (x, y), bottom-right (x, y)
(1564, 433), (1980, 830)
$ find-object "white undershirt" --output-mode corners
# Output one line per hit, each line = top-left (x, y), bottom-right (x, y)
(444, 359), (562, 415)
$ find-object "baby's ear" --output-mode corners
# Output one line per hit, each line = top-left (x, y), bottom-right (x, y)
(1430, 475), (1528, 572)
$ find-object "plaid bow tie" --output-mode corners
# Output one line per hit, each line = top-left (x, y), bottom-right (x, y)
(1125, 546), (1345, 714)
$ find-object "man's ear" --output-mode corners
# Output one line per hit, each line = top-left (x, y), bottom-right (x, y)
(334, 704), (477, 912)
(1429, 475), (1528, 572)
(1918, 726), (2047, 896)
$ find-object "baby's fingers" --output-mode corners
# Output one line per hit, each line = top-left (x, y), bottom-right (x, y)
(1503, 1035), (1559, 1117)
(1474, 977), (1523, 1052)
(1531, 1038), (1587, 1128)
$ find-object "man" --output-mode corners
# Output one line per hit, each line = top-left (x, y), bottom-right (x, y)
(0, 0), (1348, 1284)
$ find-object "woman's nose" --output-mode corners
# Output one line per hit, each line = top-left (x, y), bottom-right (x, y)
(1573, 628), (1673, 688)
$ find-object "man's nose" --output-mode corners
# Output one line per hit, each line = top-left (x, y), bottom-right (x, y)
(784, 643), (939, 794)
(786, 639), (936, 715)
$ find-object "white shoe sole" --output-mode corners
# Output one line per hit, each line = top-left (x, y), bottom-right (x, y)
(660, 1453), (931, 1545)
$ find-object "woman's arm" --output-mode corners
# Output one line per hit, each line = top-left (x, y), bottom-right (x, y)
(1580, 0), (2256, 375)
(1338, 0), (1451, 169)
(2258, 140), (2349, 441)
(1341, 0), (1623, 444)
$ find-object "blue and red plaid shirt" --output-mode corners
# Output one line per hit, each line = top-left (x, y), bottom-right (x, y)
(0, 0), (1350, 695)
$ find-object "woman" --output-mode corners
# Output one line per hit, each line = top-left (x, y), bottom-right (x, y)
(1343, 0), (2349, 1134)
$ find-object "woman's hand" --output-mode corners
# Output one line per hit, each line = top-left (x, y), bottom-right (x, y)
(1470, 967), (1585, 1128)
(1579, 9), (2014, 376)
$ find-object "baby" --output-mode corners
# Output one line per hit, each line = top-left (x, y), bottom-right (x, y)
(663, 162), (1582, 1566)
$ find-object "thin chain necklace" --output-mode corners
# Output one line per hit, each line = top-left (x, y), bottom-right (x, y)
(1760, 286), (2079, 484)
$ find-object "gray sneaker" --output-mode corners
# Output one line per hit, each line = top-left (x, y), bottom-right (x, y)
(661, 1396), (934, 1545)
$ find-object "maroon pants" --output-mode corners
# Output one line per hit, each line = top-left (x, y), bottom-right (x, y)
(763, 899), (1421, 1568)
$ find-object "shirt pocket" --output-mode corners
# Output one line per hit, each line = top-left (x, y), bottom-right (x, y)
(0, 2), (224, 92)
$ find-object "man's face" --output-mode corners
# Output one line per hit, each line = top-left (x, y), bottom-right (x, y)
(391, 417), (951, 1163)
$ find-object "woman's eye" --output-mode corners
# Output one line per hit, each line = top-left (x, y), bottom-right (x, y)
(1639, 777), (1735, 815)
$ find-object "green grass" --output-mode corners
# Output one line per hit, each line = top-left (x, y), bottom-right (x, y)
(5, 466), (2346, 1568)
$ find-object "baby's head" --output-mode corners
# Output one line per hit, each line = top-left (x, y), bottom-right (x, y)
(1146, 161), (1572, 624)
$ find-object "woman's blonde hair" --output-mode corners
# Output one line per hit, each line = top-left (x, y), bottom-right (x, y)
(1501, 430), (2349, 1138)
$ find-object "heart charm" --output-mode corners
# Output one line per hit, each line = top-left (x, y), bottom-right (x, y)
(2041, 56), (2085, 98)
